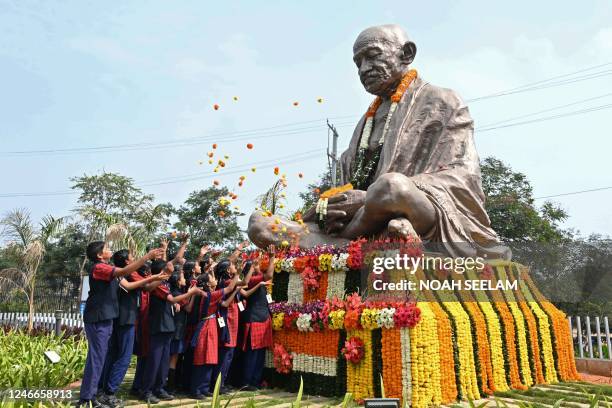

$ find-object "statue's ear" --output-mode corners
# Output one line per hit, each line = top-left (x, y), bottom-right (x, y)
(401, 41), (417, 65)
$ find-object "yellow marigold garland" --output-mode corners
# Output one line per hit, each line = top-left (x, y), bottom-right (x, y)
(505, 266), (546, 384)
(410, 302), (442, 408)
(346, 329), (374, 401)
(494, 264), (533, 387)
(517, 265), (580, 381)
(485, 265), (527, 390)
(453, 273), (496, 395)
(465, 268), (510, 392)
(516, 277), (558, 383)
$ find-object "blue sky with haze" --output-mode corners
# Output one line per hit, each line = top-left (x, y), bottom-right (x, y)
(1, 1), (611, 237)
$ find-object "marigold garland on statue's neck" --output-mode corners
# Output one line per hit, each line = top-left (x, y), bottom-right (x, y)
(350, 69), (418, 190)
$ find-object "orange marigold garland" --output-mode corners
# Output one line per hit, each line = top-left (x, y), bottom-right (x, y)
(506, 265), (546, 384)
(381, 328), (403, 401)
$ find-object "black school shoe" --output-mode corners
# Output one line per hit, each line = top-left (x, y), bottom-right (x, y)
(139, 393), (160, 404)
(98, 393), (123, 408)
(189, 393), (206, 400)
(75, 398), (110, 408)
(154, 389), (175, 400)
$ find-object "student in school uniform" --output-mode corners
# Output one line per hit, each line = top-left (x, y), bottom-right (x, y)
(179, 245), (213, 392)
(239, 245), (276, 391)
(213, 258), (256, 394)
(97, 250), (167, 407)
(77, 242), (163, 408)
(130, 238), (180, 396)
(140, 259), (200, 404)
(129, 263), (151, 397)
(190, 269), (244, 399)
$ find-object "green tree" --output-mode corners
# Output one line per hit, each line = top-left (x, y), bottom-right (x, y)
(70, 172), (170, 242)
(0, 209), (63, 332)
(173, 187), (243, 254)
(480, 156), (571, 243)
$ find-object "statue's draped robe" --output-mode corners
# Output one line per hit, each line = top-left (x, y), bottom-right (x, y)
(340, 76), (509, 259)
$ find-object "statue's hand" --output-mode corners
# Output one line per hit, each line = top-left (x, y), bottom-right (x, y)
(325, 190), (366, 234)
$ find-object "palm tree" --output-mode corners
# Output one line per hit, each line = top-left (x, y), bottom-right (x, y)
(0, 209), (63, 332)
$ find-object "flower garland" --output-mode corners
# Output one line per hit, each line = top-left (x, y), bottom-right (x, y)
(517, 278), (558, 383)
(381, 328), (403, 400)
(484, 267), (527, 391)
(273, 329), (339, 358)
(504, 266), (546, 384)
(453, 273), (496, 395)
(410, 303), (442, 408)
(273, 343), (293, 374)
(296, 313), (314, 332)
(301, 266), (321, 292)
(342, 336), (365, 364)
(345, 330), (374, 402)
(465, 268), (510, 392)
(421, 268), (480, 400)
(517, 264), (580, 381)
(350, 69), (418, 190)
(495, 265), (533, 387)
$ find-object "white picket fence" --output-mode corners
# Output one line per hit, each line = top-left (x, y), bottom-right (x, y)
(568, 315), (611, 360)
(0, 312), (83, 330)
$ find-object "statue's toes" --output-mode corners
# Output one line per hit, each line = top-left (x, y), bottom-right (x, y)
(388, 217), (417, 238)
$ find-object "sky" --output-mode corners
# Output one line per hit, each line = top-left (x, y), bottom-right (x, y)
(1, 1), (611, 238)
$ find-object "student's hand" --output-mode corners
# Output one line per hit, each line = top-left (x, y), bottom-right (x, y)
(258, 280), (273, 288)
(238, 240), (250, 250)
(188, 286), (201, 295)
(267, 244), (276, 257)
(147, 248), (165, 260)
(179, 232), (190, 243)
(174, 303), (181, 312)
(199, 245), (210, 257)
(160, 238), (168, 249)
(152, 272), (168, 281)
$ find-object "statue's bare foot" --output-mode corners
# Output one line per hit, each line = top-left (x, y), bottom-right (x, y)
(387, 217), (418, 239)
(247, 211), (350, 250)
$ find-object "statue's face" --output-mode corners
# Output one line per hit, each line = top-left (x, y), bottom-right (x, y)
(353, 39), (406, 96)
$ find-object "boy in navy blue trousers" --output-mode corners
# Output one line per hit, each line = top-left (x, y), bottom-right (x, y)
(97, 249), (168, 407)
(77, 242), (163, 408)
(140, 259), (202, 404)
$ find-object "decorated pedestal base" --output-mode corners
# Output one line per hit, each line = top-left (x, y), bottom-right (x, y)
(260, 239), (580, 407)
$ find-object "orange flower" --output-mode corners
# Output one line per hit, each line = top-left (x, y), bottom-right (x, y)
(293, 101), (299, 106)
(298, 173), (303, 178)
(274, 167), (279, 175)
(218, 160), (226, 167)
(273, 330), (338, 358)
(212, 143), (217, 149)
(213, 180), (219, 186)
(218, 210), (225, 217)
(208, 152), (214, 158)
(213, 104), (219, 110)
(381, 329), (403, 401)
(247, 143), (253, 149)
(313, 188), (320, 195)
(238, 181), (243, 187)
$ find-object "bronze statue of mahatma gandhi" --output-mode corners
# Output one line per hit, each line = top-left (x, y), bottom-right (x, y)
(248, 24), (509, 259)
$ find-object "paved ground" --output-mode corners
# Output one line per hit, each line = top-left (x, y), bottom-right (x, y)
(66, 371), (611, 407)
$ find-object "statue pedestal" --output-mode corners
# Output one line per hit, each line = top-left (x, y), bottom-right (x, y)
(262, 240), (579, 406)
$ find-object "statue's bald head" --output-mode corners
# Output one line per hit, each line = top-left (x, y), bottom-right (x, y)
(353, 24), (411, 54)
(353, 24), (417, 97)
